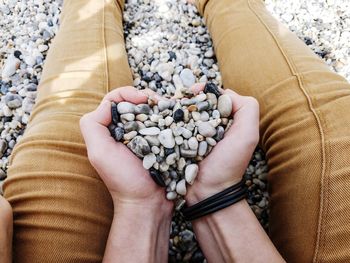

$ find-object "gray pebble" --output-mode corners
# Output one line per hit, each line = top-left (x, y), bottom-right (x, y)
(144, 135), (161, 146)
(188, 137), (199, 150)
(151, 146), (160, 155)
(124, 121), (138, 133)
(143, 153), (157, 169)
(158, 100), (171, 111)
(198, 141), (208, 156)
(114, 127), (125, 141)
(175, 136), (184, 145)
(215, 126), (225, 141)
(158, 129), (175, 148)
(139, 127), (161, 136)
(197, 101), (210, 111)
(218, 94), (232, 117)
(197, 122), (217, 137)
(117, 102), (135, 114)
(123, 130), (137, 141)
(180, 68), (195, 88)
(206, 137), (217, 146)
(135, 104), (151, 114)
(180, 147), (197, 158)
(181, 128), (192, 139)
(200, 111), (210, 121)
(127, 136), (150, 157)
(120, 113), (135, 122)
(166, 153), (177, 165)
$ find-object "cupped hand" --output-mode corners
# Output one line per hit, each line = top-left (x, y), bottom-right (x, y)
(186, 86), (260, 204)
(80, 86), (173, 211)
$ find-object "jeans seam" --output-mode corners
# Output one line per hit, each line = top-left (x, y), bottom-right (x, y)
(247, 0), (327, 261)
(102, 0), (109, 93)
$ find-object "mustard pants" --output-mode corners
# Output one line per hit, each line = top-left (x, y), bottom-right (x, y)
(4, 0), (350, 262)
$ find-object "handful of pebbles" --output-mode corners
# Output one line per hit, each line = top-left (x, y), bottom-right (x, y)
(108, 83), (234, 209)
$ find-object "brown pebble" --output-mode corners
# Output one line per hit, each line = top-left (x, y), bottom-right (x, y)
(187, 105), (198, 112)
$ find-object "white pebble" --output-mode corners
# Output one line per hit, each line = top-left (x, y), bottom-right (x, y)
(158, 129), (175, 148)
(188, 137), (199, 150)
(185, 164), (199, 185)
(143, 153), (157, 169)
(176, 179), (187, 196)
(139, 127), (161, 136)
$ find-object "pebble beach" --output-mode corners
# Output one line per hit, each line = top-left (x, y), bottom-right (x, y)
(0, 0), (349, 261)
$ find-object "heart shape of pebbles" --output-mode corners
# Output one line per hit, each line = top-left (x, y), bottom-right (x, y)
(108, 83), (233, 207)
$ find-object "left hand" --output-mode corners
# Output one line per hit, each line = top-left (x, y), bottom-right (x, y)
(80, 86), (173, 212)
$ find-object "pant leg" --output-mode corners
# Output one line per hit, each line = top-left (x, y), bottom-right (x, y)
(3, 0), (133, 262)
(196, 0), (350, 262)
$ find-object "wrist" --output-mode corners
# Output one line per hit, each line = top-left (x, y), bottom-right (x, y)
(185, 178), (243, 206)
(113, 197), (174, 221)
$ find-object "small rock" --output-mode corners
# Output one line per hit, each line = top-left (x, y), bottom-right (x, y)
(124, 121), (138, 133)
(196, 101), (210, 111)
(158, 100), (171, 111)
(117, 101), (135, 114)
(149, 168), (166, 187)
(173, 109), (184, 122)
(5, 93), (22, 109)
(206, 137), (217, 146)
(145, 135), (161, 146)
(139, 127), (161, 136)
(166, 153), (177, 165)
(123, 130), (138, 141)
(218, 94), (232, 117)
(143, 153), (157, 169)
(180, 148), (197, 158)
(2, 56), (20, 78)
(215, 126), (225, 141)
(180, 68), (195, 88)
(113, 127), (125, 141)
(127, 136), (150, 157)
(164, 116), (174, 126)
(204, 83), (221, 98)
(197, 122), (217, 137)
(0, 169), (6, 180)
(158, 129), (175, 148)
(188, 137), (199, 150)
(198, 141), (208, 156)
(136, 114), (148, 122)
(185, 164), (199, 185)
(120, 113), (135, 122)
(176, 179), (187, 196)
(135, 104), (151, 114)
(151, 146), (160, 155)
(166, 191), (177, 200)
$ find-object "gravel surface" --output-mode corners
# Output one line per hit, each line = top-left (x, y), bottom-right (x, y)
(0, 0), (349, 262)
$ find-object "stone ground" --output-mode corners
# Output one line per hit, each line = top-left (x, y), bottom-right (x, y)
(0, 0), (349, 262)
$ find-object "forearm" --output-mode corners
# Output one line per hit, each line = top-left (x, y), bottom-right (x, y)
(103, 201), (172, 263)
(187, 191), (284, 262)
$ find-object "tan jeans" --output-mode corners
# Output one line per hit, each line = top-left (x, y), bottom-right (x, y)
(4, 0), (350, 262)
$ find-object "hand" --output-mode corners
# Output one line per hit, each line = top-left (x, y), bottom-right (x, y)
(80, 86), (173, 212)
(186, 87), (260, 204)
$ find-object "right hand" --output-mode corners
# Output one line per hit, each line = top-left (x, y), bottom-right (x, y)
(186, 88), (260, 205)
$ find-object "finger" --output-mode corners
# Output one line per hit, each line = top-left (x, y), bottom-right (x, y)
(222, 89), (260, 145)
(104, 86), (148, 104)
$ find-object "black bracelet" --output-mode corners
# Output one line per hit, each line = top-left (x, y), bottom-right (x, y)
(182, 180), (247, 221)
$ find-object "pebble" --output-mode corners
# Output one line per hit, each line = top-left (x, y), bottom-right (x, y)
(180, 68), (196, 88)
(124, 121), (138, 133)
(185, 164), (199, 185)
(113, 127), (125, 141)
(127, 136), (150, 157)
(1, 56), (20, 78)
(120, 113), (135, 122)
(173, 109), (184, 122)
(135, 104), (151, 115)
(139, 127), (161, 136)
(218, 94), (232, 118)
(117, 102), (135, 114)
(166, 191), (177, 200)
(198, 141), (208, 156)
(158, 129), (175, 148)
(123, 130), (137, 141)
(188, 137), (199, 150)
(176, 179), (187, 196)
(158, 100), (171, 111)
(197, 122), (217, 137)
(143, 153), (157, 169)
